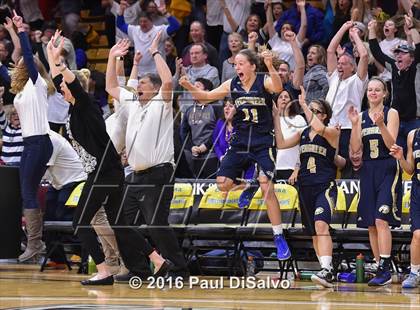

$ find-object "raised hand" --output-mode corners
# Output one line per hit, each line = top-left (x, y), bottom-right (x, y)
(368, 19), (377, 32)
(3, 17), (14, 31)
(272, 99), (280, 117)
(12, 10), (23, 30)
(336, 44), (346, 57)
(404, 14), (414, 29)
(348, 106), (359, 125)
(283, 30), (296, 42)
(389, 144), (404, 160)
(119, 0), (128, 15)
(372, 111), (384, 126)
(296, 0), (306, 9)
(176, 57), (186, 76)
(341, 20), (354, 32)
(109, 39), (130, 58)
(261, 50), (274, 68)
(133, 50), (142, 66)
(47, 30), (65, 62)
(149, 30), (162, 55)
(248, 31), (258, 45)
(298, 86), (306, 107)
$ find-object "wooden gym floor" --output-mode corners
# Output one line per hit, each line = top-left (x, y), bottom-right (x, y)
(0, 263), (419, 309)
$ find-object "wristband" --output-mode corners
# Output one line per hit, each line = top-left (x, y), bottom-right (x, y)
(152, 51), (160, 58)
(55, 63), (62, 67)
(116, 56), (124, 61)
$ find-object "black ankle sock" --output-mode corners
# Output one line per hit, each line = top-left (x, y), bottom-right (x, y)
(378, 256), (391, 272)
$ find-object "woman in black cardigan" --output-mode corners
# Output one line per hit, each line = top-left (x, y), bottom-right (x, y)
(47, 31), (170, 285)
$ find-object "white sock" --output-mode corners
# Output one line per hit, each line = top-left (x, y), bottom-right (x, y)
(319, 256), (332, 271)
(380, 254), (391, 258)
(272, 225), (283, 235)
(411, 264), (420, 275)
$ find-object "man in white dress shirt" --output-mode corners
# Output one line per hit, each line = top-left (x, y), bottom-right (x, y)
(106, 35), (188, 279)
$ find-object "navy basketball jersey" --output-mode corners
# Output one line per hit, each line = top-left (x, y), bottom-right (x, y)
(412, 128), (420, 185)
(230, 74), (274, 148)
(361, 106), (392, 161)
(298, 127), (336, 186)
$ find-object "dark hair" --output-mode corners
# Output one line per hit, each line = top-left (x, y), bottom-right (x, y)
(142, 73), (162, 88)
(195, 77), (214, 91)
(311, 99), (332, 125)
(71, 31), (88, 50)
(191, 42), (208, 55)
(272, 90), (300, 117)
(138, 11), (153, 21)
(237, 49), (259, 69)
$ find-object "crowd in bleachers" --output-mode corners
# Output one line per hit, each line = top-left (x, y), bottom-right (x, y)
(0, 0), (419, 288)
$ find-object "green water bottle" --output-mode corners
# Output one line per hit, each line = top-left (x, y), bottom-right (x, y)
(356, 253), (365, 283)
(88, 256), (97, 275)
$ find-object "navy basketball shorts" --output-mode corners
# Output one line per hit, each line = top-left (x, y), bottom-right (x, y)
(357, 158), (402, 228)
(217, 145), (277, 182)
(298, 181), (337, 236)
(410, 182), (420, 232)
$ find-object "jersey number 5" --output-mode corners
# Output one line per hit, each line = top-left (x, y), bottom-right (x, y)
(307, 156), (316, 173)
(369, 139), (379, 159)
(243, 108), (258, 123)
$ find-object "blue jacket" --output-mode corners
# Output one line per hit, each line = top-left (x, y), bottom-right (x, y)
(275, 4), (324, 44)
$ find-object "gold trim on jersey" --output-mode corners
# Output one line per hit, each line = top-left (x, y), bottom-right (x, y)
(391, 160), (401, 222)
(235, 96), (266, 108)
(361, 126), (381, 137)
(324, 181), (336, 215)
(300, 144), (327, 156)
(269, 147), (275, 164)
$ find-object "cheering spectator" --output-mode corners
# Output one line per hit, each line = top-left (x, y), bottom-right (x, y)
(221, 32), (244, 82)
(275, 0), (324, 48)
(368, 16), (420, 153)
(266, 0), (307, 71)
(273, 90), (306, 183)
(117, 0), (180, 74)
(219, 0), (252, 66)
(102, 0), (142, 45)
(0, 87), (22, 166)
(274, 31), (305, 99)
(142, 0), (168, 26)
(326, 21), (368, 176)
(174, 43), (220, 113)
(181, 21), (218, 68)
(303, 44), (329, 102)
(180, 78), (219, 179)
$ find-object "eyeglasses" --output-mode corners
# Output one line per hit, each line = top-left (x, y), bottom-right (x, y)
(309, 108), (324, 115)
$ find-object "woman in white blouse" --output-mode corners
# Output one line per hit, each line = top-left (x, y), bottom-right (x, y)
(274, 89), (307, 184)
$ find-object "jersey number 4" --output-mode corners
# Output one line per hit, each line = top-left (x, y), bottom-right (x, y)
(243, 108), (259, 123)
(307, 156), (316, 173)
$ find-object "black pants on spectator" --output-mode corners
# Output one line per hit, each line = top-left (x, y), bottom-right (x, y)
(72, 169), (155, 274)
(123, 163), (188, 273)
